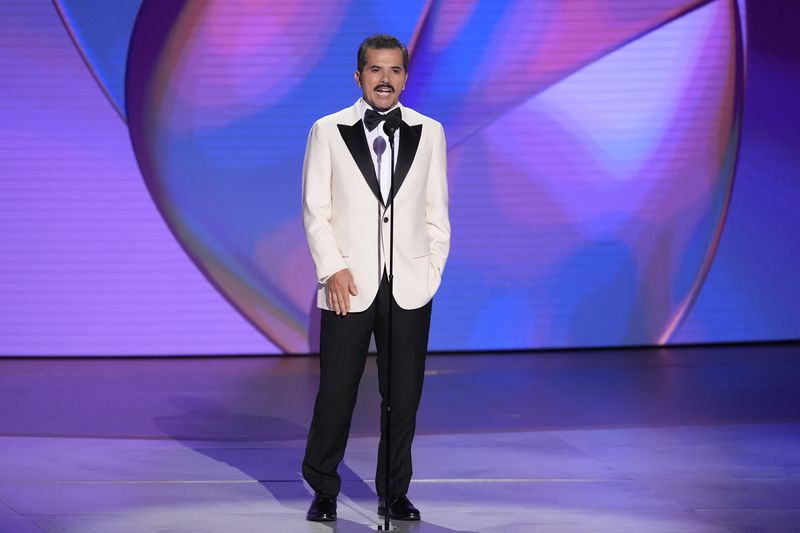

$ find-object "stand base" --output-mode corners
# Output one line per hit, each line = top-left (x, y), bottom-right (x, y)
(373, 522), (397, 531)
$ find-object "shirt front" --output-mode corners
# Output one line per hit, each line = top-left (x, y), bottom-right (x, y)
(358, 97), (401, 204)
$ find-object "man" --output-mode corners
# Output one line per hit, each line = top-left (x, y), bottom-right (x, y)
(300, 34), (450, 522)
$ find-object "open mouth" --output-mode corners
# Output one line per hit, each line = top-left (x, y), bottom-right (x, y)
(375, 85), (394, 96)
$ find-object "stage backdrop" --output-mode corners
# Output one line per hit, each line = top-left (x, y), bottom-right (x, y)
(1, 0), (797, 355)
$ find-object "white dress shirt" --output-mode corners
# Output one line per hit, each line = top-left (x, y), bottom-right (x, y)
(358, 97), (400, 204)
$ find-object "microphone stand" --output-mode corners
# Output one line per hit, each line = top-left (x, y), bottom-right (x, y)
(377, 120), (398, 532)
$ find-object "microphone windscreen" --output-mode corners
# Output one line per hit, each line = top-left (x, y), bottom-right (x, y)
(383, 116), (402, 137)
(372, 135), (387, 157)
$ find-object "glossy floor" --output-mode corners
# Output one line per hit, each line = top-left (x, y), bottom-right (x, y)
(1, 343), (799, 532)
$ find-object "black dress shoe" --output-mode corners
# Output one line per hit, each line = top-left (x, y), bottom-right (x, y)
(378, 494), (421, 521)
(306, 493), (337, 521)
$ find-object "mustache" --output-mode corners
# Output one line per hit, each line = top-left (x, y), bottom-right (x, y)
(374, 84), (395, 92)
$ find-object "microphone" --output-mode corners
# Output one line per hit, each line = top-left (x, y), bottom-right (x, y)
(372, 136), (386, 158)
(383, 115), (402, 142)
(373, 136), (388, 204)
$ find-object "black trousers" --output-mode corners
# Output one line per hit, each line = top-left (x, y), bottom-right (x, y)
(302, 273), (432, 498)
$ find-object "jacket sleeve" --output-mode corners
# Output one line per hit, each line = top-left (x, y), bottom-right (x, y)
(426, 122), (451, 276)
(302, 121), (347, 283)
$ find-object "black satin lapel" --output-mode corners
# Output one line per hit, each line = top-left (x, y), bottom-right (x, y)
(387, 123), (423, 207)
(338, 121), (384, 206)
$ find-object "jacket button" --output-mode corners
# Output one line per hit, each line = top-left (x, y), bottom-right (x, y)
(383, 217), (389, 223)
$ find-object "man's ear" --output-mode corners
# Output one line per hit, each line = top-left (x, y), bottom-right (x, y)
(354, 71), (361, 87)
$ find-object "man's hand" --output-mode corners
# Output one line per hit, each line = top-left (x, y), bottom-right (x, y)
(326, 268), (358, 316)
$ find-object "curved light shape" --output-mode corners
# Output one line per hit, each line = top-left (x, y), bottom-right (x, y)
(418, 0), (743, 348)
(113, 0), (742, 351)
(52, 0), (142, 118)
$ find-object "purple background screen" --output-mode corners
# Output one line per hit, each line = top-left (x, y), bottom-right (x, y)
(1, 0), (797, 356)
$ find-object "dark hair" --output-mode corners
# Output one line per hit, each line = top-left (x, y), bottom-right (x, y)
(357, 34), (409, 73)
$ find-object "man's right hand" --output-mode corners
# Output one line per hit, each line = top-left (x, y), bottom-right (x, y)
(326, 268), (358, 316)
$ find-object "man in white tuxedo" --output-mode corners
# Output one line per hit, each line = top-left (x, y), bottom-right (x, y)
(301, 34), (450, 522)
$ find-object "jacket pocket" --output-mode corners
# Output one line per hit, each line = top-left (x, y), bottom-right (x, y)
(427, 257), (442, 295)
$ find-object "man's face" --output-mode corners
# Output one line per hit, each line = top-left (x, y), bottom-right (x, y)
(354, 47), (408, 112)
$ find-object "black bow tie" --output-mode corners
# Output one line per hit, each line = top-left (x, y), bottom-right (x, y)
(364, 107), (402, 132)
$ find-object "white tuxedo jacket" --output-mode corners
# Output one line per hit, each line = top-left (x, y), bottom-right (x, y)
(302, 100), (450, 312)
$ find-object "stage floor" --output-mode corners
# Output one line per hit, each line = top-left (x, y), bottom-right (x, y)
(1, 343), (799, 532)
